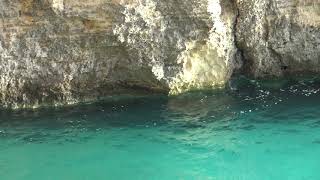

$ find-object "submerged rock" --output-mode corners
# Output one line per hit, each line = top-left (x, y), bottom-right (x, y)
(0, 0), (319, 108)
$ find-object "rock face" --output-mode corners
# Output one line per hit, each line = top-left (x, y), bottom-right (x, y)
(112, 0), (238, 94)
(0, 0), (319, 108)
(236, 0), (320, 77)
(0, 0), (237, 108)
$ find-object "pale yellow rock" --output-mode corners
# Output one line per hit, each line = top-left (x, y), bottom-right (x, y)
(168, 0), (237, 94)
(52, 0), (64, 13)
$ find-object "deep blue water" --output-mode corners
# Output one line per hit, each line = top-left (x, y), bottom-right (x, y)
(1, 78), (320, 179)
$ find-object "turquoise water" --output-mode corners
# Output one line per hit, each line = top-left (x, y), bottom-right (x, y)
(1, 79), (320, 179)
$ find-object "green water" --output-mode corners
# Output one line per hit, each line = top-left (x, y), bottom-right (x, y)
(1, 79), (320, 179)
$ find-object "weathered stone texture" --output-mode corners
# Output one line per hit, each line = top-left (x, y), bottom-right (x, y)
(0, 0), (237, 108)
(236, 0), (320, 77)
(0, 0), (319, 108)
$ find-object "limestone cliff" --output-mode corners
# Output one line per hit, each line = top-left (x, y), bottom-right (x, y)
(0, 0), (319, 108)
(236, 0), (320, 77)
(0, 0), (237, 108)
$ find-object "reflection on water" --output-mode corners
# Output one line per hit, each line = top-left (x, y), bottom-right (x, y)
(1, 77), (320, 179)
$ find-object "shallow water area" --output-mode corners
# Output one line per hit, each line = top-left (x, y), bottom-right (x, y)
(1, 78), (320, 179)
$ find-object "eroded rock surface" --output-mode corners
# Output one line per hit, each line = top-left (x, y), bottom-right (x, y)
(113, 0), (238, 94)
(0, 0), (237, 108)
(0, 0), (319, 108)
(236, 0), (320, 77)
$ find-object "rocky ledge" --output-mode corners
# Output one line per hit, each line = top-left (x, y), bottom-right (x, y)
(0, 0), (319, 108)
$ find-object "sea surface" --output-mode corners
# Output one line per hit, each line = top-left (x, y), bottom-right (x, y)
(1, 77), (320, 180)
